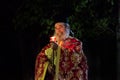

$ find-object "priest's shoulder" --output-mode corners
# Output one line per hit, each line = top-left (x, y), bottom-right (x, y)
(68, 36), (82, 43)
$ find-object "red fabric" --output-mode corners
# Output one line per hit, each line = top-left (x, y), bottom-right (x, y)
(35, 37), (88, 80)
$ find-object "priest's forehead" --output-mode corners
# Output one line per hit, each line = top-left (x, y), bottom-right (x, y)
(55, 22), (66, 28)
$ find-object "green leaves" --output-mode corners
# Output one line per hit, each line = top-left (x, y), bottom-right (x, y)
(67, 0), (115, 39)
(13, 0), (116, 39)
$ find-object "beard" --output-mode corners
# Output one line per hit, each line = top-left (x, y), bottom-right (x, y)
(54, 32), (66, 42)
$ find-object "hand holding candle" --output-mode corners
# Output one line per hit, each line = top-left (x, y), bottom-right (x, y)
(50, 36), (58, 50)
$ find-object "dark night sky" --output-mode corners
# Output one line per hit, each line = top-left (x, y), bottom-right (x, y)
(0, 0), (22, 26)
(0, 0), (23, 80)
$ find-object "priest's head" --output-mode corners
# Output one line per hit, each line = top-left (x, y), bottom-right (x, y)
(54, 22), (70, 42)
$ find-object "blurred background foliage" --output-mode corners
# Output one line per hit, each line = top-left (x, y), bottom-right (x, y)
(13, 0), (117, 39)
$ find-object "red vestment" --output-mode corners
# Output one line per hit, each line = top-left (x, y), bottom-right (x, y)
(35, 36), (88, 80)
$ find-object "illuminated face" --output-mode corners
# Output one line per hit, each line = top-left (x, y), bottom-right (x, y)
(55, 23), (66, 37)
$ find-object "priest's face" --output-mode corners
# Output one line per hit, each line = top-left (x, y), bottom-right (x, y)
(54, 23), (66, 41)
(55, 24), (65, 36)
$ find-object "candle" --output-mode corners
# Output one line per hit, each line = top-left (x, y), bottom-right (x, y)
(50, 36), (56, 42)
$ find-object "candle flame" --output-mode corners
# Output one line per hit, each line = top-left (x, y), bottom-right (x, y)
(50, 36), (56, 42)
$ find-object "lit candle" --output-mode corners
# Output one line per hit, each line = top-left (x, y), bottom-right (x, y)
(50, 36), (56, 42)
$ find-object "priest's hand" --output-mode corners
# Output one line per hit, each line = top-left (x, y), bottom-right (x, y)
(47, 64), (55, 75)
(51, 42), (58, 50)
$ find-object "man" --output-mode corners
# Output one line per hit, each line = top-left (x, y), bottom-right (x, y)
(35, 22), (88, 80)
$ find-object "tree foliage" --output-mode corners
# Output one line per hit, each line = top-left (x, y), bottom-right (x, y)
(13, 0), (116, 39)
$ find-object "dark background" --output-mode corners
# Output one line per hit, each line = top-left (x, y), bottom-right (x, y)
(0, 0), (118, 80)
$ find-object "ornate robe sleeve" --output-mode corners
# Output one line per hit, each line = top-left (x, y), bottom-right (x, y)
(67, 38), (88, 80)
(35, 44), (51, 80)
(75, 40), (88, 80)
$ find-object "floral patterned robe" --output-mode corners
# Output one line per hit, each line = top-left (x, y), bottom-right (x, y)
(35, 36), (88, 80)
